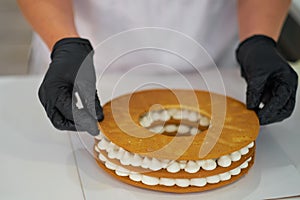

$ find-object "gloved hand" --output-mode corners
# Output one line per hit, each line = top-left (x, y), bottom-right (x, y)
(236, 35), (298, 125)
(38, 38), (104, 135)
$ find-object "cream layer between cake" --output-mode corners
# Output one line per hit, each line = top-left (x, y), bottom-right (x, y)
(95, 133), (254, 174)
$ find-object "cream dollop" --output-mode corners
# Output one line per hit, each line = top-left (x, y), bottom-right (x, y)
(206, 175), (220, 184)
(247, 142), (254, 148)
(230, 167), (241, 176)
(98, 138), (109, 150)
(159, 178), (176, 186)
(141, 156), (152, 169)
(95, 133), (104, 140)
(178, 125), (190, 134)
(219, 172), (231, 181)
(190, 127), (199, 135)
(141, 175), (159, 186)
(131, 154), (143, 167)
(239, 147), (249, 155)
(217, 155), (232, 167)
(199, 117), (210, 126)
(129, 173), (142, 182)
(230, 151), (242, 162)
(188, 111), (199, 122)
(150, 111), (161, 121)
(159, 110), (171, 121)
(120, 151), (133, 166)
(190, 178), (207, 187)
(184, 161), (200, 173)
(166, 162), (181, 173)
(175, 179), (190, 187)
(149, 158), (162, 171)
(165, 124), (177, 132)
(115, 166), (130, 176)
(202, 159), (217, 171)
(105, 160), (117, 170)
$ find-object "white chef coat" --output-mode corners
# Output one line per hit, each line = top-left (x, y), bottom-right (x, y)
(28, 0), (239, 75)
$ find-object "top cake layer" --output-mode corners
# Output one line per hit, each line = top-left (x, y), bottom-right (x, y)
(98, 89), (260, 160)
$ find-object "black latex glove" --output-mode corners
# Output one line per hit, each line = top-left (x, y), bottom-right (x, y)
(38, 38), (104, 135)
(236, 35), (298, 125)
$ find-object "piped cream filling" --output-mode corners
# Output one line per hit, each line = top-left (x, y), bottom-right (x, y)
(139, 108), (210, 135)
(97, 150), (252, 188)
(95, 133), (254, 174)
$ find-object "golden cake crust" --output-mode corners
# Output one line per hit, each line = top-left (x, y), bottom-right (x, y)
(98, 89), (259, 160)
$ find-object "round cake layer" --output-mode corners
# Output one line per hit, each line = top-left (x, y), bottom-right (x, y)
(98, 89), (260, 160)
(94, 149), (255, 193)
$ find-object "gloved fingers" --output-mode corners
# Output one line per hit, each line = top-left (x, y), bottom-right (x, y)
(246, 80), (265, 109)
(258, 96), (295, 125)
(50, 107), (99, 135)
(94, 91), (104, 122)
(53, 87), (99, 135)
(72, 107), (100, 136)
(257, 80), (294, 125)
(258, 82), (292, 115)
(55, 88), (75, 121)
(50, 108), (77, 131)
(76, 81), (103, 121)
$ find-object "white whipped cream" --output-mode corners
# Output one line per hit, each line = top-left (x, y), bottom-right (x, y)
(190, 127), (199, 135)
(187, 111), (199, 122)
(129, 173), (142, 182)
(217, 155), (232, 167)
(131, 154), (143, 167)
(150, 112), (161, 121)
(159, 178), (176, 186)
(185, 161), (200, 173)
(96, 133), (254, 174)
(230, 151), (242, 162)
(219, 172), (231, 181)
(190, 178), (207, 187)
(149, 158), (162, 171)
(175, 179), (190, 187)
(115, 166), (130, 176)
(179, 160), (187, 169)
(98, 153), (107, 162)
(199, 117), (210, 126)
(98, 151), (253, 188)
(95, 133), (104, 140)
(206, 175), (220, 184)
(94, 145), (100, 153)
(239, 147), (249, 155)
(177, 125), (190, 134)
(139, 108), (211, 136)
(164, 124), (178, 132)
(159, 110), (171, 121)
(105, 160), (117, 170)
(141, 156), (152, 169)
(120, 151), (133, 166)
(202, 159), (217, 171)
(182, 110), (190, 120)
(149, 126), (164, 134)
(167, 109), (178, 117)
(166, 162), (181, 173)
(230, 167), (241, 176)
(141, 175), (159, 186)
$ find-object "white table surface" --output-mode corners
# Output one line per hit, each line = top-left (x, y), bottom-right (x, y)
(1, 68), (300, 200)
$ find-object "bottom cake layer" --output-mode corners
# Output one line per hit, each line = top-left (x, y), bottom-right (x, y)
(94, 150), (255, 193)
